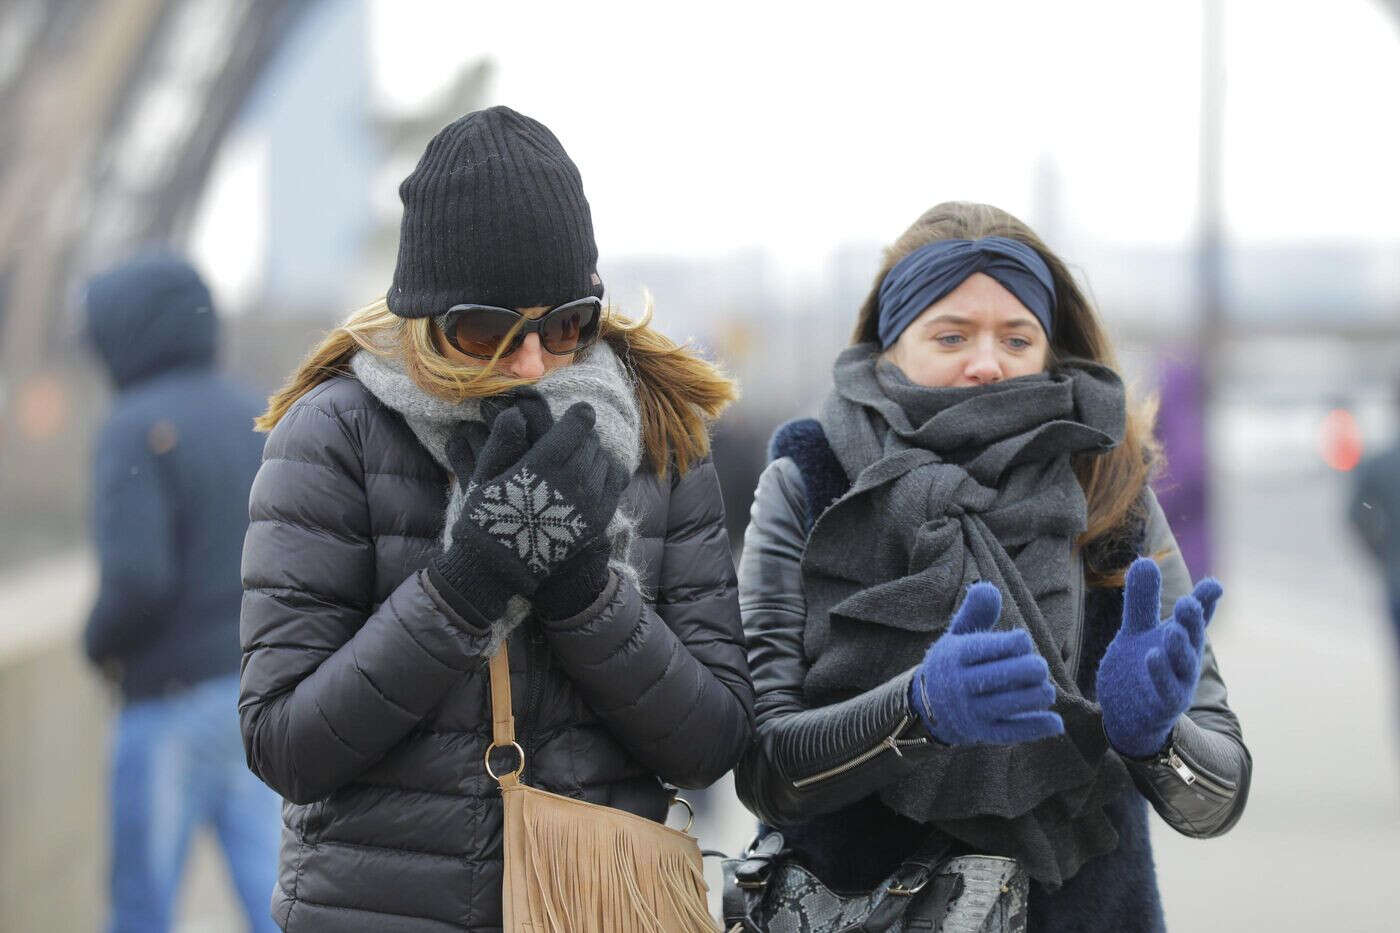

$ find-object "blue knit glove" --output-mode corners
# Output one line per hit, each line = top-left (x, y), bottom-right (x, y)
(909, 582), (1065, 746)
(1096, 557), (1224, 758)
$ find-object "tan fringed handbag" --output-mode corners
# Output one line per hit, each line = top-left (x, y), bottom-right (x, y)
(486, 645), (718, 932)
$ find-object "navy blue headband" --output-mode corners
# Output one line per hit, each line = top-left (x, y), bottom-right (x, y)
(876, 236), (1056, 348)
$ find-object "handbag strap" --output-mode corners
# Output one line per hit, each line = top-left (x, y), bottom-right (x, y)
(886, 833), (954, 894)
(486, 646), (522, 789)
(485, 643), (689, 823)
(721, 830), (788, 930)
(858, 835), (956, 931)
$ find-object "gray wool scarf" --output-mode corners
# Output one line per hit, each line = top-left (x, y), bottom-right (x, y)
(349, 339), (645, 595)
(805, 342), (1132, 889)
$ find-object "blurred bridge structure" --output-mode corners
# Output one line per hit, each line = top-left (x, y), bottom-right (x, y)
(0, 0), (313, 561)
(0, 6), (319, 927)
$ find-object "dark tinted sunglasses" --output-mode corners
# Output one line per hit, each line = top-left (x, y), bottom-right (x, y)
(436, 296), (603, 361)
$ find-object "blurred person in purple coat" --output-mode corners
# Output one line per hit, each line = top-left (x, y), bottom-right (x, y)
(1152, 352), (1212, 580)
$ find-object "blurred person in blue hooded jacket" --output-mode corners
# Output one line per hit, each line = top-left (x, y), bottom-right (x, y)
(83, 253), (279, 933)
(1351, 377), (1400, 717)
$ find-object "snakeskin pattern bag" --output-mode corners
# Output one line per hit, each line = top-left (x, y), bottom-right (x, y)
(720, 830), (1027, 932)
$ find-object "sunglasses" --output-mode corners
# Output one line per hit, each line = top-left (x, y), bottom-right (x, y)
(436, 296), (603, 361)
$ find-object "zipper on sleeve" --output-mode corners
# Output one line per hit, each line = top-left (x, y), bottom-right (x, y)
(1160, 746), (1234, 797)
(791, 715), (925, 790)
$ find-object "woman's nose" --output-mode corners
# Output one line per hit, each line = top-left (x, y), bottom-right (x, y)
(964, 345), (1003, 384)
(506, 333), (546, 379)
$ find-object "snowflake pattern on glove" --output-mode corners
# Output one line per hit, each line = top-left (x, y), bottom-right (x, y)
(469, 466), (588, 574)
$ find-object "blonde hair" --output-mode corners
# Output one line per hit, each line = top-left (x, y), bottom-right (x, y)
(851, 202), (1161, 587)
(256, 297), (738, 477)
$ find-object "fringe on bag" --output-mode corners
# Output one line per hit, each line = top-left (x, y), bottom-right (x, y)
(509, 783), (717, 932)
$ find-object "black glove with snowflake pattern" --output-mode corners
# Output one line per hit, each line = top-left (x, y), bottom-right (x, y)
(430, 401), (628, 627)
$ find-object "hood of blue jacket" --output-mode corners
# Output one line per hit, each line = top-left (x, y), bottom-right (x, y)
(85, 253), (218, 389)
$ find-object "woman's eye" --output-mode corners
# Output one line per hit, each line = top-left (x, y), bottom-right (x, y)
(935, 334), (965, 346)
(1007, 337), (1031, 350)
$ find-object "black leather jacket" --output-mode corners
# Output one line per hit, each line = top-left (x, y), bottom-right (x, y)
(734, 457), (1251, 852)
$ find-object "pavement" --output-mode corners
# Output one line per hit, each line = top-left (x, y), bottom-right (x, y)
(1143, 466), (1400, 932)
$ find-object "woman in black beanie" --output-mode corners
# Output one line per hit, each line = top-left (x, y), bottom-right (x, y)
(238, 106), (752, 932)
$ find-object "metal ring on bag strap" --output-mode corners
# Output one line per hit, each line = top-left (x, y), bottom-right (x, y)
(669, 795), (695, 834)
(484, 647), (523, 784)
(484, 740), (525, 781)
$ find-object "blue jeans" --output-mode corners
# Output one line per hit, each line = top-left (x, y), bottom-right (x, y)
(107, 673), (281, 933)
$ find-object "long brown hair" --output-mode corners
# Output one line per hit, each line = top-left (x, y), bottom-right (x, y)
(851, 201), (1160, 586)
(256, 296), (737, 478)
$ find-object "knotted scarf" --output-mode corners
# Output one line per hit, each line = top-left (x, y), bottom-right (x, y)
(803, 342), (1132, 888)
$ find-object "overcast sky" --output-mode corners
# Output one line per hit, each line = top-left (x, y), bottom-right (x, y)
(366, 0), (1400, 269)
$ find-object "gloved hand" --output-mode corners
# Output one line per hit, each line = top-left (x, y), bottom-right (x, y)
(478, 389), (621, 622)
(432, 401), (629, 620)
(909, 582), (1065, 746)
(428, 406), (536, 630)
(481, 391), (626, 621)
(477, 390), (553, 448)
(1096, 557), (1223, 758)
(533, 537), (615, 621)
(424, 392), (553, 628)
(529, 407), (631, 620)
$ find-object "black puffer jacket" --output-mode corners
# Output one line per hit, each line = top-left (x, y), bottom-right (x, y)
(238, 375), (754, 932)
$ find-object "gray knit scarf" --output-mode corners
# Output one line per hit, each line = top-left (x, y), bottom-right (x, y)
(805, 343), (1133, 889)
(349, 339), (645, 595)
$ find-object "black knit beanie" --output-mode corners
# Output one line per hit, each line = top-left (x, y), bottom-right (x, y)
(387, 106), (604, 318)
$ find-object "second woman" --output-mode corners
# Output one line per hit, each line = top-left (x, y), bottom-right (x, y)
(734, 201), (1250, 931)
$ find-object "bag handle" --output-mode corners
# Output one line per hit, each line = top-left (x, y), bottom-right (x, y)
(721, 828), (957, 932)
(485, 643), (693, 830)
(484, 646), (524, 788)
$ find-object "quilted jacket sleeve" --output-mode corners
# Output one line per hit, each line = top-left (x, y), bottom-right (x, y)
(238, 390), (499, 805)
(537, 456), (755, 789)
